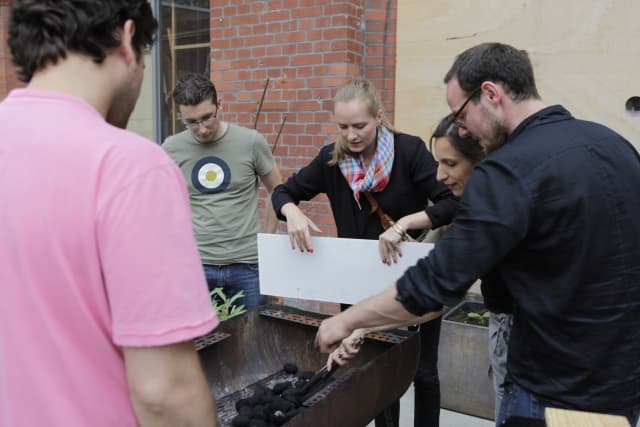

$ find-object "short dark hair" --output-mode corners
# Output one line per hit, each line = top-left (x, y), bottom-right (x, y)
(444, 42), (540, 102)
(430, 114), (485, 164)
(9, 0), (157, 83)
(172, 73), (218, 107)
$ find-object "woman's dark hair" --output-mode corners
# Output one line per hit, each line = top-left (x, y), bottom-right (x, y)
(9, 0), (157, 83)
(444, 42), (540, 102)
(429, 114), (485, 164)
(172, 72), (218, 107)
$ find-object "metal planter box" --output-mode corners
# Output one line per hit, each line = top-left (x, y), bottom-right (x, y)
(438, 298), (495, 420)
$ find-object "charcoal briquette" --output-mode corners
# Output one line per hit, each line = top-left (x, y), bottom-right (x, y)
(252, 405), (266, 420)
(269, 410), (287, 426)
(268, 396), (293, 413)
(272, 381), (291, 394)
(235, 398), (251, 410)
(238, 406), (254, 418)
(231, 414), (251, 427)
(283, 363), (298, 374)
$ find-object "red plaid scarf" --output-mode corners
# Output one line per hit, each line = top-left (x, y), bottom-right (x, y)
(338, 126), (394, 206)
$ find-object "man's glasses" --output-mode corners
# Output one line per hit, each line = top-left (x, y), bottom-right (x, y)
(450, 86), (481, 128)
(182, 108), (218, 129)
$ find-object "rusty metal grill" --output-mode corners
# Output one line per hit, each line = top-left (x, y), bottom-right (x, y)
(259, 308), (407, 344)
(197, 305), (420, 427)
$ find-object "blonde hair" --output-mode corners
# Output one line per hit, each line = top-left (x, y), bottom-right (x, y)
(329, 78), (396, 165)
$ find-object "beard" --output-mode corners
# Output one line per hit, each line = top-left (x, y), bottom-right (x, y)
(484, 118), (508, 153)
(479, 105), (509, 154)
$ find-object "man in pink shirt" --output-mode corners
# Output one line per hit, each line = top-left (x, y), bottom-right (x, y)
(0, 1), (219, 426)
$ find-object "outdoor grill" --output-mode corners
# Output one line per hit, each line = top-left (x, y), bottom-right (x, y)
(195, 304), (419, 427)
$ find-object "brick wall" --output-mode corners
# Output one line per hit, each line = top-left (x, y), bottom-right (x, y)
(210, 0), (396, 235)
(0, 1), (20, 100)
(210, 0), (397, 313)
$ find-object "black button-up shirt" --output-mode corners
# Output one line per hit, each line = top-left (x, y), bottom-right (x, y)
(397, 105), (640, 412)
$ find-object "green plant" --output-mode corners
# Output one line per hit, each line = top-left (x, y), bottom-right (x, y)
(466, 310), (490, 327)
(210, 288), (246, 321)
(448, 307), (490, 326)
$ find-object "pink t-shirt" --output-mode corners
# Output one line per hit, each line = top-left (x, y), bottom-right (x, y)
(0, 89), (219, 426)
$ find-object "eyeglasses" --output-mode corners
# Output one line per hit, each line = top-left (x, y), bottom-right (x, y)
(450, 86), (481, 128)
(181, 108), (218, 129)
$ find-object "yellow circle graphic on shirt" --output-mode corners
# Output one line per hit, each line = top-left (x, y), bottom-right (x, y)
(191, 156), (231, 193)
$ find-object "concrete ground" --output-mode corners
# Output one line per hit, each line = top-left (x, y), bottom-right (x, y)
(367, 385), (640, 427)
(367, 384), (494, 427)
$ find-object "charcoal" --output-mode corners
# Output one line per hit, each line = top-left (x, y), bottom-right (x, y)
(268, 397), (293, 413)
(238, 406), (254, 418)
(235, 398), (252, 410)
(283, 363), (298, 374)
(269, 410), (288, 426)
(231, 414), (251, 427)
(251, 405), (266, 420)
(272, 381), (291, 394)
(299, 371), (314, 380)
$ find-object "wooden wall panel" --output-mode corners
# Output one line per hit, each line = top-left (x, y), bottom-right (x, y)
(396, 1), (640, 150)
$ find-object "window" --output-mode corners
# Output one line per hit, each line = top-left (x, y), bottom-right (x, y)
(158, 0), (211, 141)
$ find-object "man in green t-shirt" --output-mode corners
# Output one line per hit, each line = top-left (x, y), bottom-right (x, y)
(163, 73), (282, 309)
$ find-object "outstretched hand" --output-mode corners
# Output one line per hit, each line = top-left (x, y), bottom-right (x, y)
(282, 203), (322, 252)
(378, 226), (403, 265)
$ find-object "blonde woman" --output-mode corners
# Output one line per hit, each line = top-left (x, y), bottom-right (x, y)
(272, 79), (458, 427)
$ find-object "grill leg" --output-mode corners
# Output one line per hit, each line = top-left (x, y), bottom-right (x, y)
(374, 401), (399, 427)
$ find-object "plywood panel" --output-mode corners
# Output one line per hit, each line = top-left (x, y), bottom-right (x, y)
(396, 1), (640, 150)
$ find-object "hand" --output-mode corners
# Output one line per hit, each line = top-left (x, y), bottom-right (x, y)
(326, 330), (365, 371)
(315, 314), (353, 354)
(378, 226), (404, 265)
(281, 203), (322, 252)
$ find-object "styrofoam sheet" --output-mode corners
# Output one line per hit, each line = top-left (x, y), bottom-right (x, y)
(258, 233), (433, 305)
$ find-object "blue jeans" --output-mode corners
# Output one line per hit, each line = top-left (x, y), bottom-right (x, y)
(203, 263), (267, 310)
(496, 380), (640, 427)
(489, 312), (513, 419)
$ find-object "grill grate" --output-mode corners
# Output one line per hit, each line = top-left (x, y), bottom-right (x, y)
(259, 308), (408, 344)
(194, 331), (231, 351)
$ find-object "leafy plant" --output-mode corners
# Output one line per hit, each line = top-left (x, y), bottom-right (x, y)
(466, 310), (490, 326)
(448, 307), (490, 326)
(210, 287), (246, 321)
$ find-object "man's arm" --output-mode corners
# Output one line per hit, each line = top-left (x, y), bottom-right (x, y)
(259, 163), (283, 233)
(124, 341), (217, 427)
(315, 283), (442, 353)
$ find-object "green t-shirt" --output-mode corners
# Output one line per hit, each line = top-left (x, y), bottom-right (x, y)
(163, 123), (275, 264)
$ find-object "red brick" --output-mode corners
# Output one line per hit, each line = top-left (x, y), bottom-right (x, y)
(292, 7), (323, 19)
(262, 10), (290, 22)
(298, 18), (316, 31)
(274, 32), (306, 43)
(230, 14), (259, 26)
(290, 53), (322, 67)
(267, 22), (282, 33)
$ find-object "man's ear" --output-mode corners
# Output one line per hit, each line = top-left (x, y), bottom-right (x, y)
(481, 81), (501, 105)
(119, 19), (137, 64)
